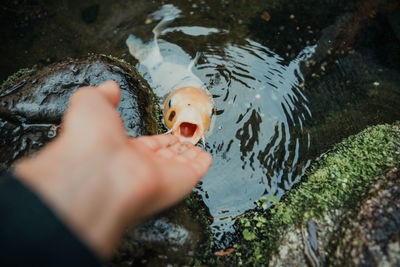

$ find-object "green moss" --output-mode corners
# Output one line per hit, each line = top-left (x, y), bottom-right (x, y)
(280, 123), (400, 223)
(150, 93), (165, 134)
(99, 54), (145, 79)
(184, 192), (224, 266)
(229, 123), (400, 266)
(99, 54), (129, 65)
(0, 68), (36, 93)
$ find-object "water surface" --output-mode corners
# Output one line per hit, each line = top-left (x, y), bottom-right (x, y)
(1, 0), (400, 248)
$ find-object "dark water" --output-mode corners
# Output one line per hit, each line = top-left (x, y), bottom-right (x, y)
(195, 40), (313, 236)
(139, 24), (314, 239)
(1, 0), (400, 246)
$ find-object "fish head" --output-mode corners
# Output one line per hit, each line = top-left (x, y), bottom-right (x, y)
(163, 86), (215, 144)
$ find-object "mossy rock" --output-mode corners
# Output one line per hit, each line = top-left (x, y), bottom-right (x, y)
(195, 123), (400, 266)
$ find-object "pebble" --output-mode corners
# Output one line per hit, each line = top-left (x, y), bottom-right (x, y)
(48, 125), (58, 138)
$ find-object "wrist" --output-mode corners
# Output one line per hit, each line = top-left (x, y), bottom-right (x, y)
(14, 139), (127, 258)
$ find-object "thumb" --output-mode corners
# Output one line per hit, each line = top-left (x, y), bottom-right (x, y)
(97, 80), (121, 108)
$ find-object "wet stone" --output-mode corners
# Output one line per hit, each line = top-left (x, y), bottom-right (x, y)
(329, 167), (400, 266)
(108, 203), (203, 266)
(0, 55), (158, 172)
(269, 167), (400, 266)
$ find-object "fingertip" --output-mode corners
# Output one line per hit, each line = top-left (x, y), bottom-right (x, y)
(184, 146), (203, 159)
(98, 80), (120, 90)
(191, 151), (212, 177)
(97, 80), (121, 107)
(203, 152), (213, 168)
(136, 134), (179, 150)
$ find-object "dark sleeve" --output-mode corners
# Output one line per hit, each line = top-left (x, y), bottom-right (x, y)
(0, 171), (103, 267)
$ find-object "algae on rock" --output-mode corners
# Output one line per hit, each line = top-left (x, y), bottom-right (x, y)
(204, 123), (400, 266)
(0, 68), (36, 93)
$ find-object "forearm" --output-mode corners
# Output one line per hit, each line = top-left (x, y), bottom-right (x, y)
(14, 138), (136, 258)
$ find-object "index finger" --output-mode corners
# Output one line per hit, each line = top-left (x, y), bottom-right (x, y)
(132, 134), (180, 151)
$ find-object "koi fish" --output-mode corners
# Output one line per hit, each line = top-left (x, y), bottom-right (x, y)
(126, 4), (215, 144)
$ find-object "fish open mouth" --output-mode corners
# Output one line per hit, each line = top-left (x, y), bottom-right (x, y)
(179, 122), (198, 138)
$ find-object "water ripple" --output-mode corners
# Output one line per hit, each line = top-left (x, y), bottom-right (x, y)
(195, 40), (315, 241)
(138, 28), (315, 245)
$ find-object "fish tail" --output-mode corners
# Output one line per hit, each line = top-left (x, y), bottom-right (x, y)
(188, 52), (201, 71)
(126, 34), (163, 67)
(127, 5), (181, 65)
(151, 4), (181, 41)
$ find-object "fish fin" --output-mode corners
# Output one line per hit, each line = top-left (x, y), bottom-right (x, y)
(126, 34), (163, 67)
(188, 52), (201, 71)
(126, 34), (151, 61)
(201, 136), (206, 147)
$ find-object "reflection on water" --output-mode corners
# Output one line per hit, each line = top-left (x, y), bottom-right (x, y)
(133, 12), (314, 242)
(197, 40), (314, 240)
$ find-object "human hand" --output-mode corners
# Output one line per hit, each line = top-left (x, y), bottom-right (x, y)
(14, 81), (212, 258)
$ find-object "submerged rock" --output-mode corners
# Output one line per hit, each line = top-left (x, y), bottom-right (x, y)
(0, 54), (158, 171)
(109, 203), (204, 266)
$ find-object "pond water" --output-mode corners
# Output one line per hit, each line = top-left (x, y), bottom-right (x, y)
(1, 0), (400, 247)
(129, 5), (315, 242)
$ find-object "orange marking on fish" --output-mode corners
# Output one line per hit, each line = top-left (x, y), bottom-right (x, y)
(164, 86), (214, 144)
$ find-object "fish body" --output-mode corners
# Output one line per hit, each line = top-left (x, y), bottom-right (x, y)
(126, 4), (214, 144)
